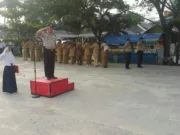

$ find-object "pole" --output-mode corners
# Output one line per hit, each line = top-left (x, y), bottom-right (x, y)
(32, 37), (40, 98)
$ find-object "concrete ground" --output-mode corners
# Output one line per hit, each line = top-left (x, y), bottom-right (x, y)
(0, 57), (180, 135)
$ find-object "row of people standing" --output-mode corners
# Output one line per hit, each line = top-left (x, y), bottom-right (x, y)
(21, 40), (43, 61)
(56, 40), (109, 68)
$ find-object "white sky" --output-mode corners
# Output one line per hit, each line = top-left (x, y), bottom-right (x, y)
(0, 0), (159, 24)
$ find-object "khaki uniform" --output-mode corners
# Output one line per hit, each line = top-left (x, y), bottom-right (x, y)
(93, 43), (99, 66)
(84, 43), (92, 65)
(22, 42), (28, 61)
(56, 43), (63, 63)
(69, 44), (76, 64)
(62, 43), (69, 64)
(35, 43), (41, 61)
(76, 44), (84, 65)
(28, 41), (35, 61)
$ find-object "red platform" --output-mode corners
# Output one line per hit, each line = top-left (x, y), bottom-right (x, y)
(30, 77), (75, 97)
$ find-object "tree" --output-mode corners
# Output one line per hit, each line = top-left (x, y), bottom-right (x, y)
(0, 0), (46, 39)
(135, 0), (180, 61)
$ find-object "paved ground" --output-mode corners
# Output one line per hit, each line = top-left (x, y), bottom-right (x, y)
(0, 57), (180, 135)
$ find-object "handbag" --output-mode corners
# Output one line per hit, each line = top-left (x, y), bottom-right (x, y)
(14, 65), (19, 73)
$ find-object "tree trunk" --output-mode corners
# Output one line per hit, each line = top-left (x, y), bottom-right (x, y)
(158, 11), (171, 63)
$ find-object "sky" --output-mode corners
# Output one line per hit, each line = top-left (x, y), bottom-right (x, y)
(0, 0), (159, 25)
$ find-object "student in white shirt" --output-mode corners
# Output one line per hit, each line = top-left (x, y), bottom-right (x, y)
(0, 44), (17, 94)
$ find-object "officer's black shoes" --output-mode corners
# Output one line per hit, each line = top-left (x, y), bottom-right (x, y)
(52, 76), (57, 79)
(32, 94), (40, 98)
(46, 77), (51, 80)
(126, 67), (131, 69)
(138, 66), (143, 68)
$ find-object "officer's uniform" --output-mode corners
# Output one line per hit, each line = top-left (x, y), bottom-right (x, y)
(124, 41), (132, 69)
(137, 41), (145, 68)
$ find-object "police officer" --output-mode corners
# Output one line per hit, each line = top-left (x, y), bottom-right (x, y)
(124, 39), (132, 69)
(137, 37), (145, 68)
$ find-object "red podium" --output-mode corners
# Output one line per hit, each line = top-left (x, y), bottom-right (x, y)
(30, 77), (74, 97)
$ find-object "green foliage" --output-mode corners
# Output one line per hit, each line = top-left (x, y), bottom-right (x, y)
(2, 38), (23, 45)
(173, 17), (180, 30)
(0, 0), (143, 40)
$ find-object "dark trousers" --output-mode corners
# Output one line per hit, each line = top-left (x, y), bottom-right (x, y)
(137, 51), (144, 67)
(43, 47), (55, 78)
(125, 52), (131, 68)
(0, 48), (3, 54)
(3, 65), (17, 93)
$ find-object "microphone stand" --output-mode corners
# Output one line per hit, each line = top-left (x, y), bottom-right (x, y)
(32, 37), (40, 98)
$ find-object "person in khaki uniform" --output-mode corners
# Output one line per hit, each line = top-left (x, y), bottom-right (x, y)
(56, 40), (63, 63)
(28, 40), (35, 61)
(35, 41), (41, 62)
(69, 43), (76, 64)
(76, 42), (84, 65)
(21, 40), (28, 61)
(62, 42), (69, 64)
(101, 42), (109, 68)
(93, 41), (99, 67)
(84, 42), (92, 66)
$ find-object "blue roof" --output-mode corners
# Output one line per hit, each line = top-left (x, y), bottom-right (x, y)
(104, 33), (163, 45)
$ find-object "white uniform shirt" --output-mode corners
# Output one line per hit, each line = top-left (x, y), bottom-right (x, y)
(39, 32), (56, 49)
(0, 48), (15, 66)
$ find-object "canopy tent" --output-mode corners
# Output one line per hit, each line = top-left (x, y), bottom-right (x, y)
(104, 33), (163, 45)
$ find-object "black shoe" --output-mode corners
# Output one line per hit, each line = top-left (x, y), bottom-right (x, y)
(46, 77), (51, 80)
(138, 66), (143, 68)
(52, 76), (57, 79)
(32, 95), (40, 98)
(126, 67), (131, 69)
